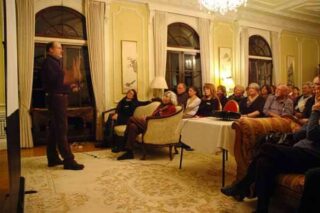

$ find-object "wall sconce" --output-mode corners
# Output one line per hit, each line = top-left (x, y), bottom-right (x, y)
(150, 76), (168, 98)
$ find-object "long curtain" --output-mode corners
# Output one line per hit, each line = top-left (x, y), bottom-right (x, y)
(16, 0), (35, 148)
(154, 11), (167, 78)
(85, 0), (106, 141)
(198, 18), (210, 83)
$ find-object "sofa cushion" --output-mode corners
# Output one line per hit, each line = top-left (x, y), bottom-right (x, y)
(277, 174), (305, 194)
(238, 117), (296, 161)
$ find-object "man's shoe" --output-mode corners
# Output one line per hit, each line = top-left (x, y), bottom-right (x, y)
(117, 151), (134, 160)
(48, 158), (63, 167)
(111, 146), (126, 153)
(221, 185), (247, 201)
(64, 160), (84, 170)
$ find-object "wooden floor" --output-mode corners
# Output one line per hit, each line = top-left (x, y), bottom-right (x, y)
(0, 142), (100, 210)
(20, 142), (100, 158)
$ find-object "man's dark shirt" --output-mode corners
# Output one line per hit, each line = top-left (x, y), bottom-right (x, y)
(41, 55), (69, 94)
(177, 92), (189, 108)
(302, 96), (315, 118)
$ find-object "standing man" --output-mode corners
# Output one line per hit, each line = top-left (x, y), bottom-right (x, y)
(41, 41), (84, 170)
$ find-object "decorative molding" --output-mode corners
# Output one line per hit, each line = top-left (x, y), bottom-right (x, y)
(213, 22), (234, 34)
(127, 0), (212, 19)
(237, 20), (282, 34)
(112, 5), (146, 102)
(115, 0), (320, 36)
(246, 0), (320, 25)
(34, 0), (84, 14)
(34, 36), (87, 45)
(237, 10), (320, 36)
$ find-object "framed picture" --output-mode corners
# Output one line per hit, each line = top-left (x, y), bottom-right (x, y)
(121, 40), (138, 93)
(219, 47), (232, 78)
(287, 55), (295, 85)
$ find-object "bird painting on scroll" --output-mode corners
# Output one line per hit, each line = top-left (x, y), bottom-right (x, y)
(121, 40), (138, 93)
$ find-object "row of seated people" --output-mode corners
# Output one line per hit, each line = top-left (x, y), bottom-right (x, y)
(221, 76), (320, 213)
(178, 81), (315, 123)
(97, 80), (316, 149)
(96, 77), (320, 212)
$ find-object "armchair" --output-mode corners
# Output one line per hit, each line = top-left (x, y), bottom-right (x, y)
(136, 106), (183, 160)
(113, 101), (161, 137)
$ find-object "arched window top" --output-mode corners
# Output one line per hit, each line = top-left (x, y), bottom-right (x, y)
(167, 23), (199, 49)
(35, 6), (87, 39)
(249, 35), (272, 57)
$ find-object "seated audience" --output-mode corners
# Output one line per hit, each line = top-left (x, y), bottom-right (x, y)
(260, 84), (272, 100)
(270, 85), (276, 95)
(217, 85), (228, 108)
(239, 83), (265, 118)
(263, 84), (293, 117)
(289, 86), (300, 102)
(294, 81), (313, 119)
(176, 82), (188, 108)
(196, 83), (221, 117)
(117, 91), (178, 160)
(228, 85), (245, 103)
(96, 89), (138, 148)
(302, 76), (320, 121)
(183, 86), (201, 118)
(221, 83), (320, 213)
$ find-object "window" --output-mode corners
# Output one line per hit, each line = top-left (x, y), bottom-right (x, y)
(32, 6), (94, 144)
(35, 6), (86, 39)
(166, 23), (202, 93)
(248, 35), (273, 86)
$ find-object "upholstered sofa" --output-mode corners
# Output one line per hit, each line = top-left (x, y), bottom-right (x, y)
(231, 117), (304, 207)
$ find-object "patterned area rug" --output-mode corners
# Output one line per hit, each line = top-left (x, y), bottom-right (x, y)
(22, 149), (256, 213)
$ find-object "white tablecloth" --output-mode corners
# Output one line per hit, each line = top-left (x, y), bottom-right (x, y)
(179, 117), (235, 156)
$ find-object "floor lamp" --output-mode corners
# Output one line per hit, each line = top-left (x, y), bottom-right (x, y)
(150, 76), (168, 99)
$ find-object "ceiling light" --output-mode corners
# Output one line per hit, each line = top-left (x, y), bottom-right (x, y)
(199, 0), (247, 15)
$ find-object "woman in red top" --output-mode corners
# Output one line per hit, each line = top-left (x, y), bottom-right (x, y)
(117, 91), (177, 160)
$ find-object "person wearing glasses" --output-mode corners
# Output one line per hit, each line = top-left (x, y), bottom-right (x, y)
(221, 76), (320, 213)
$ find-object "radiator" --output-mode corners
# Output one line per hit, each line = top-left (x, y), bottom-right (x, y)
(0, 112), (6, 139)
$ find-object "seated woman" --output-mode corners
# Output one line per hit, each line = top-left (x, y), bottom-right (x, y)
(196, 83), (221, 117)
(117, 91), (178, 160)
(217, 85), (228, 108)
(228, 85), (245, 103)
(260, 84), (272, 100)
(183, 86), (201, 118)
(239, 83), (265, 118)
(96, 89), (138, 148)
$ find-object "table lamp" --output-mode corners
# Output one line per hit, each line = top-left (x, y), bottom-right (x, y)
(150, 76), (168, 99)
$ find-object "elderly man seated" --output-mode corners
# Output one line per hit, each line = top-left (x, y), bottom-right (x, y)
(263, 84), (293, 117)
(221, 78), (320, 213)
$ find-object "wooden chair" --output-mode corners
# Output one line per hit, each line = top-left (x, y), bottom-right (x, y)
(223, 100), (240, 113)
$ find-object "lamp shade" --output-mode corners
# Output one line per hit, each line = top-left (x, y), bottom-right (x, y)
(150, 76), (168, 89)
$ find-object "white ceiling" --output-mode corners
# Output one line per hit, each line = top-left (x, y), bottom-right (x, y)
(245, 0), (320, 25)
(140, 0), (320, 25)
